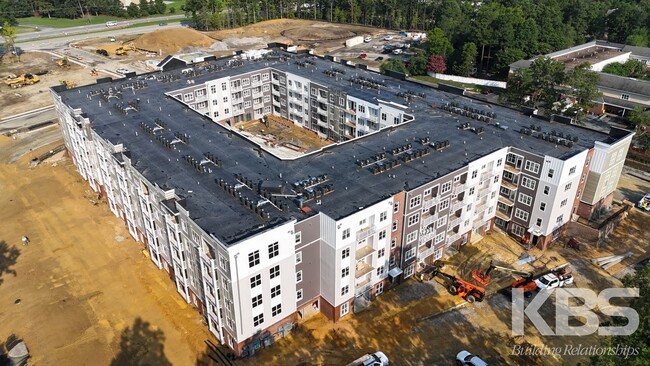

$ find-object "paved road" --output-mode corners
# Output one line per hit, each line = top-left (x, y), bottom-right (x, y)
(16, 14), (188, 42)
(0, 107), (57, 134)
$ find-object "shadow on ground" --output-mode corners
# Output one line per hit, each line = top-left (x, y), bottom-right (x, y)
(0, 240), (20, 286)
(111, 317), (172, 366)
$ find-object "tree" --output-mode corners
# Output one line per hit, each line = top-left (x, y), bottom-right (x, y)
(628, 106), (650, 133)
(426, 55), (446, 74)
(504, 68), (534, 105)
(452, 42), (477, 76)
(1, 21), (17, 62)
(528, 56), (565, 109)
(138, 0), (150, 15)
(590, 264), (650, 365)
(626, 31), (649, 47)
(126, 3), (140, 18)
(380, 58), (408, 75)
(425, 27), (453, 59)
(565, 62), (601, 119)
(602, 59), (649, 80)
(407, 54), (428, 76)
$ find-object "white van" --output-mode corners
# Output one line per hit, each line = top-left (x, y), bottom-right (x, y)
(106, 21), (118, 27)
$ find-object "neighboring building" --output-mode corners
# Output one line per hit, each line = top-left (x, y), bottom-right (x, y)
(52, 48), (633, 356)
(509, 40), (650, 115)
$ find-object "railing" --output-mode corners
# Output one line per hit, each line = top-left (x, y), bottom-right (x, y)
(355, 245), (374, 259)
(422, 197), (440, 210)
(421, 213), (439, 228)
(419, 230), (435, 244)
(355, 262), (374, 278)
(356, 225), (377, 241)
(417, 246), (436, 261)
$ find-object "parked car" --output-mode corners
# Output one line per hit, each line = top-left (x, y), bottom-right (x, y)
(374, 56), (384, 61)
(456, 351), (488, 366)
(116, 68), (130, 75)
(364, 36), (372, 43)
(159, 22), (168, 26)
(383, 35), (393, 41)
(347, 351), (389, 366)
(481, 88), (493, 95)
(638, 193), (650, 211)
(534, 269), (574, 290)
(359, 53), (367, 59)
(392, 49), (403, 55)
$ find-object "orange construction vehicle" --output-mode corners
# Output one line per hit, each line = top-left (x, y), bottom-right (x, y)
(431, 268), (486, 303)
(471, 261), (533, 286)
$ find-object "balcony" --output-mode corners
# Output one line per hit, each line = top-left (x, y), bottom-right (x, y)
(420, 231), (435, 244)
(271, 88), (280, 96)
(453, 182), (466, 193)
(501, 180), (518, 191)
(417, 246), (436, 262)
(316, 120), (329, 129)
(355, 245), (375, 259)
(504, 164), (522, 174)
(344, 119), (356, 128)
(356, 279), (373, 294)
(498, 194), (515, 206)
(317, 94), (328, 103)
(496, 209), (512, 221)
(449, 216), (461, 228)
(356, 225), (377, 241)
(423, 197), (440, 210)
(355, 262), (374, 278)
(421, 213), (439, 228)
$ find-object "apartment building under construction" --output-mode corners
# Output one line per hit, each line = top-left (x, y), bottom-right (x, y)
(51, 48), (634, 356)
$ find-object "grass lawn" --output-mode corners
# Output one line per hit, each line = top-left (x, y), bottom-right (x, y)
(15, 27), (38, 34)
(17, 15), (123, 28)
(127, 18), (183, 29)
(166, 0), (186, 13)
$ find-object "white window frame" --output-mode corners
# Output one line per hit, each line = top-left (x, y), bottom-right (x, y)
(521, 176), (536, 190)
(514, 208), (529, 221)
(407, 213), (420, 227)
(524, 161), (540, 174)
(409, 195), (422, 209)
(406, 231), (418, 244)
(518, 192), (533, 206)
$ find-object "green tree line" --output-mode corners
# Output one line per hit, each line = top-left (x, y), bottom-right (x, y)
(0, 0), (169, 23)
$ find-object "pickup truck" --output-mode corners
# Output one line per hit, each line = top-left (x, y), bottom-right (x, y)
(534, 271), (574, 290)
(347, 351), (389, 366)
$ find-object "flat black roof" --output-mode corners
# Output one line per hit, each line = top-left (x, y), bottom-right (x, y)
(56, 50), (619, 245)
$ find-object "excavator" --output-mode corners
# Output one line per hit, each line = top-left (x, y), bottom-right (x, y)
(471, 261), (533, 286)
(60, 80), (77, 89)
(4, 74), (40, 88)
(115, 42), (136, 56)
(56, 57), (71, 68)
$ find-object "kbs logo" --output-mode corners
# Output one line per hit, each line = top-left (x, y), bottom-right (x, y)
(512, 288), (640, 336)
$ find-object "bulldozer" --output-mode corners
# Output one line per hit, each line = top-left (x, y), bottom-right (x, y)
(60, 80), (77, 88)
(56, 57), (71, 68)
(4, 74), (40, 88)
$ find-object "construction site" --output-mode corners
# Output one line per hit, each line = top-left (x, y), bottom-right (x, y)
(1, 18), (650, 366)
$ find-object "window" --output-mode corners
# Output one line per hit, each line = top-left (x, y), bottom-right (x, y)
(471, 170), (478, 179)
(244, 101), (252, 108)
(296, 270), (302, 283)
(548, 169), (554, 178)
(514, 208), (529, 221)
(379, 230), (386, 240)
(569, 166), (576, 175)
(210, 85), (217, 93)
(270, 265), (280, 279)
(392, 221), (398, 232)
(340, 302), (349, 317)
(221, 82), (227, 91)
(250, 274), (261, 288)
(272, 304), (282, 317)
(341, 285), (349, 296)
(424, 188), (432, 197)
(536, 218), (542, 226)
(524, 161), (540, 174)
(223, 96), (228, 103)
(441, 182), (452, 194)
(407, 214), (420, 227)
(539, 202), (546, 211)
(497, 158), (503, 167)
(543, 185), (550, 195)
(565, 183), (572, 191)
(271, 285), (281, 298)
(405, 247), (416, 260)
(406, 231), (417, 244)
(439, 199), (450, 211)
(184, 93), (194, 101)
(380, 211), (387, 222)
(224, 108), (230, 114)
(560, 199), (568, 207)
(435, 232), (445, 244)
(391, 238), (397, 248)
(518, 193), (533, 206)
(296, 289), (303, 301)
(521, 176), (536, 190)
(621, 94), (630, 100)
(268, 242), (279, 259)
(296, 252), (302, 264)
(378, 248), (385, 258)
(511, 223), (525, 237)
(248, 250), (260, 268)
(342, 228), (350, 240)
(253, 313), (264, 327)
(436, 216), (447, 228)
(342, 266), (350, 277)
(252, 294), (263, 307)
(377, 266), (385, 276)
(394, 202), (400, 213)
(404, 265), (414, 278)
(469, 187), (475, 196)
(359, 218), (367, 227)
(295, 232), (302, 244)
(342, 248), (350, 259)
(410, 195), (422, 209)
(556, 215), (564, 224)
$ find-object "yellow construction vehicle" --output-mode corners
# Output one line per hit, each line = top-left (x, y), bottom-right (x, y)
(56, 57), (71, 68)
(4, 74), (40, 88)
(115, 47), (127, 56)
(60, 80), (77, 88)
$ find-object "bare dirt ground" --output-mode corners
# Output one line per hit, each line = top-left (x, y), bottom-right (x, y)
(235, 114), (333, 157)
(0, 132), (227, 365)
(0, 52), (104, 118)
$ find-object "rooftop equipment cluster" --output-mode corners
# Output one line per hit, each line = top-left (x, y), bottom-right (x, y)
(519, 124), (579, 147)
(203, 152), (223, 167)
(294, 59), (315, 68)
(182, 154), (211, 173)
(368, 147), (431, 175)
(458, 122), (485, 135)
(120, 80), (148, 91)
(348, 76), (385, 89)
(323, 68), (346, 77)
(173, 132), (190, 144)
(431, 140), (451, 151)
(215, 178), (272, 220)
(440, 102), (496, 122)
(156, 73), (181, 83)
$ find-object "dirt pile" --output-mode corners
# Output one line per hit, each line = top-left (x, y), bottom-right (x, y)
(134, 28), (216, 54)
